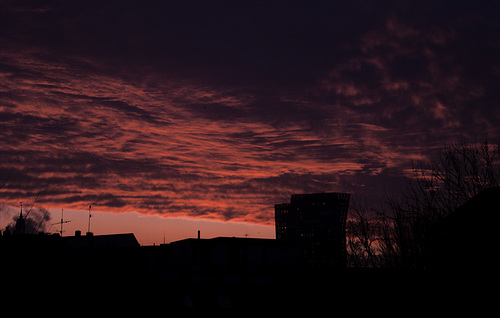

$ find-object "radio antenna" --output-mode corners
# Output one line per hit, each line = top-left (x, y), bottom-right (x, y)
(87, 205), (92, 234)
(61, 208), (64, 236)
(51, 208), (71, 236)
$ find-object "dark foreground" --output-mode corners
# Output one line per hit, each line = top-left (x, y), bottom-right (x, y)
(4, 266), (492, 315)
(2, 233), (493, 314)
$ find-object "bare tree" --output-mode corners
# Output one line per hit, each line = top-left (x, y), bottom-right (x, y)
(348, 138), (500, 269)
(383, 138), (500, 269)
(347, 197), (380, 268)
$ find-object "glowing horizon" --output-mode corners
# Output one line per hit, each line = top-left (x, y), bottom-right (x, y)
(0, 205), (276, 246)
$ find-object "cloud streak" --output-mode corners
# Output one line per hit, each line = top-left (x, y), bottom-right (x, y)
(1, 1), (499, 224)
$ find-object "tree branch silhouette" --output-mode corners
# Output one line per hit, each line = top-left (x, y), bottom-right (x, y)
(348, 137), (500, 269)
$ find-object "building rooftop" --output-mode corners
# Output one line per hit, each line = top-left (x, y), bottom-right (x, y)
(63, 232), (140, 248)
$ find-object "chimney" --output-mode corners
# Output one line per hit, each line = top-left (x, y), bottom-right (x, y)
(198, 230), (200, 240)
(75, 230), (81, 237)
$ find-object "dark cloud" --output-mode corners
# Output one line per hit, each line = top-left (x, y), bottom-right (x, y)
(185, 102), (248, 122)
(93, 99), (168, 126)
(1, 0), (384, 87)
(57, 193), (127, 208)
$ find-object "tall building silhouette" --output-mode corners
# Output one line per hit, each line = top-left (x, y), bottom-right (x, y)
(275, 192), (350, 269)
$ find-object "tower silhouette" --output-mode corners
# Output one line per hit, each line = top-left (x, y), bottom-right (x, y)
(275, 192), (350, 269)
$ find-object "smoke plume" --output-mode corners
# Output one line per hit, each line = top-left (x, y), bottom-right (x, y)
(3, 207), (52, 235)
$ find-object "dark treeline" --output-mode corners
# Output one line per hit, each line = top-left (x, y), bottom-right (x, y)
(347, 138), (500, 270)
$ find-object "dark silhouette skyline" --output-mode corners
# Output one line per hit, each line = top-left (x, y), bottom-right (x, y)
(2, 188), (496, 311)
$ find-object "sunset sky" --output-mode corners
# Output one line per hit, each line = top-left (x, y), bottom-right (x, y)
(1, 0), (499, 244)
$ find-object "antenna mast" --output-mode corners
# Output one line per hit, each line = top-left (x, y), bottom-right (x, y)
(87, 205), (92, 234)
(51, 208), (70, 236)
(61, 208), (64, 236)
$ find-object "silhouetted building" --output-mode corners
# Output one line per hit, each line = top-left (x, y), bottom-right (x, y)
(427, 186), (500, 271)
(63, 231), (140, 248)
(1, 231), (141, 276)
(165, 237), (296, 278)
(14, 212), (25, 235)
(275, 192), (350, 269)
